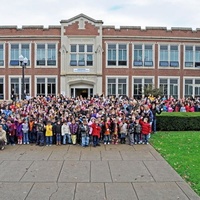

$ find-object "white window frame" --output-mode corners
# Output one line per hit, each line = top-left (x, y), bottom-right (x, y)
(0, 76), (5, 100)
(106, 76), (129, 96)
(158, 43), (180, 69)
(132, 76), (154, 98)
(184, 44), (200, 69)
(34, 75), (58, 96)
(9, 42), (31, 68)
(35, 42), (58, 68)
(158, 76), (180, 99)
(0, 43), (5, 68)
(106, 42), (129, 68)
(132, 43), (155, 68)
(9, 75), (31, 100)
(183, 77), (200, 98)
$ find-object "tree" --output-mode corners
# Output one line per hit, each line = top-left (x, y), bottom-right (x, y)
(143, 85), (163, 98)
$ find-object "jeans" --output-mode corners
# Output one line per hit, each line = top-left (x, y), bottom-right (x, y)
(93, 136), (99, 146)
(142, 134), (149, 143)
(46, 136), (52, 145)
(56, 134), (61, 143)
(23, 132), (29, 144)
(81, 136), (89, 146)
(129, 133), (134, 145)
(36, 131), (44, 145)
(9, 136), (15, 145)
(134, 133), (141, 143)
(63, 133), (71, 144)
(29, 130), (36, 143)
(104, 135), (110, 144)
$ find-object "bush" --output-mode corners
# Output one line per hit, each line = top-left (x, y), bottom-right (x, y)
(157, 112), (200, 131)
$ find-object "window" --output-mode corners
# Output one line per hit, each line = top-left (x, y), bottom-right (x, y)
(184, 78), (200, 98)
(159, 44), (179, 67)
(10, 77), (30, 100)
(133, 78), (153, 99)
(159, 78), (179, 99)
(107, 77), (127, 96)
(185, 45), (200, 68)
(10, 44), (30, 66)
(36, 43), (57, 66)
(133, 44), (153, 67)
(0, 44), (4, 66)
(0, 78), (4, 99)
(36, 77), (56, 96)
(70, 44), (93, 66)
(107, 44), (127, 66)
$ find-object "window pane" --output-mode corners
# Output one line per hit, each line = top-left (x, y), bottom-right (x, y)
(134, 44), (142, 61)
(145, 45), (153, 61)
(118, 78), (126, 84)
(79, 45), (84, 52)
(108, 78), (116, 84)
(37, 44), (45, 60)
(87, 45), (93, 52)
(144, 78), (153, 84)
(134, 79), (142, 84)
(195, 46), (200, 62)
(71, 45), (76, 52)
(0, 44), (4, 66)
(47, 44), (56, 65)
(170, 45), (178, 61)
(185, 46), (193, 62)
(160, 45), (168, 61)
(11, 44), (19, 60)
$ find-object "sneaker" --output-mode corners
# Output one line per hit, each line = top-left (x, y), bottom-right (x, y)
(108, 142), (110, 145)
(1, 146), (5, 150)
(142, 142), (145, 144)
(23, 142), (26, 145)
(27, 142), (29, 145)
(46, 144), (49, 146)
(146, 142), (149, 144)
(104, 142), (106, 145)
(134, 142), (137, 145)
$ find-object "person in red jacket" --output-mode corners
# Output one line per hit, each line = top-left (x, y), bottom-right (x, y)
(91, 119), (101, 147)
(140, 117), (151, 144)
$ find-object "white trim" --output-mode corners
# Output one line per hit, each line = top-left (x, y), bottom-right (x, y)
(9, 75), (31, 100)
(183, 76), (200, 97)
(34, 42), (58, 68)
(0, 76), (5, 100)
(157, 43), (181, 69)
(34, 75), (58, 96)
(132, 42), (155, 69)
(158, 76), (180, 98)
(106, 76), (129, 96)
(105, 42), (129, 68)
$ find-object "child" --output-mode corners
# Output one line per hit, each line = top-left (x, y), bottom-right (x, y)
(134, 119), (142, 144)
(91, 119), (101, 147)
(104, 117), (111, 145)
(22, 120), (29, 144)
(61, 120), (71, 145)
(79, 119), (90, 147)
(111, 118), (119, 145)
(16, 119), (23, 145)
(140, 117), (151, 144)
(0, 125), (7, 150)
(119, 119), (128, 144)
(69, 119), (79, 145)
(45, 121), (53, 146)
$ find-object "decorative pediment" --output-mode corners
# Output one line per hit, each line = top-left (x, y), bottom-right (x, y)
(60, 13), (103, 28)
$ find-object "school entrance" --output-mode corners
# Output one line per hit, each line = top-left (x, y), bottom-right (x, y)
(70, 85), (93, 98)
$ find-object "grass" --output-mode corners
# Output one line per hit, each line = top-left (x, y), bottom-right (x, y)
(150, 131), (200, 196)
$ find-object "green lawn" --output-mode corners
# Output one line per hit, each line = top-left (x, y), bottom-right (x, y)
(150, 131), (200, 196)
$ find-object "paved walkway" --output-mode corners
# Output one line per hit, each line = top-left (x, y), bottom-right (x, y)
(0, 144), (199, 200)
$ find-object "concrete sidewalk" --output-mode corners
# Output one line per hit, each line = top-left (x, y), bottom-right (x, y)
(0, 144), (199, 200)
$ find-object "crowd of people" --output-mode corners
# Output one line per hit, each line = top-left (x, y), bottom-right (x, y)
(0, 94), (199, 150)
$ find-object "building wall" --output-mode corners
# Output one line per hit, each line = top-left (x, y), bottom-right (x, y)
(0, 14), (200, 100)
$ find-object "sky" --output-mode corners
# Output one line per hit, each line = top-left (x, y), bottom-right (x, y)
(0, 0), (200, 30)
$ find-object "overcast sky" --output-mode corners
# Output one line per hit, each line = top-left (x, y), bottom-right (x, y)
(0, 0), (199, 30)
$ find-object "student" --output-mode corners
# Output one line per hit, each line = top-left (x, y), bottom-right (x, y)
(45, 121), (53, 146)
(0, 125), (7, 150)
(119, 119), (128, 144)
(69, 119), (79, 145)
(79, 119), (90, 147)
(54, 120), (62, 145)
(22, 119), (29, 144)
(91, 119), (101, 147)
(61, 120), (71, 145)
(35, 119), (45, 146)
(140, 117), (151, 144)
(104, 117), (111, 145)
(134, 119), (142, 144)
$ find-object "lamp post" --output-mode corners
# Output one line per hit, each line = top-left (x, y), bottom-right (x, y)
(19, 55), (28, 100)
